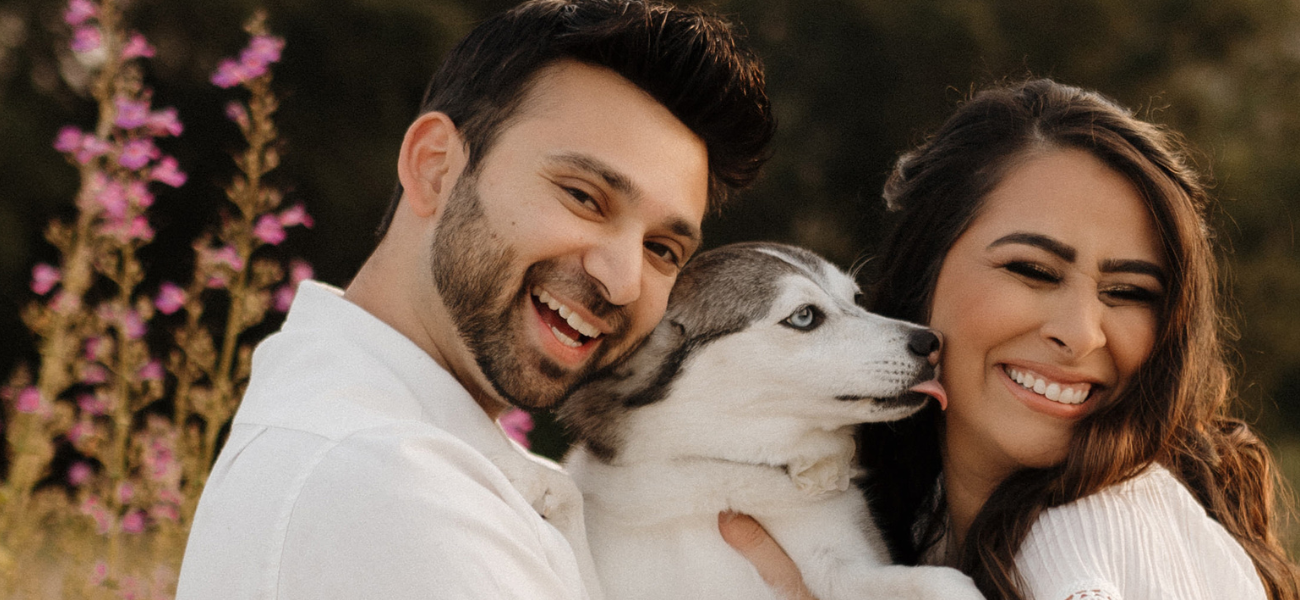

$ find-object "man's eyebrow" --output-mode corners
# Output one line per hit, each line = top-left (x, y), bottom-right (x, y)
(549, 152), (702, 246)
(668, 218), (702, 247)
(988, 232), (1077, 262)
(548, 153), (639, 199)
(1101, 258), (1166, 285)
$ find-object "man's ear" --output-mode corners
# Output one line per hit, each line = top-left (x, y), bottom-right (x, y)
(396, 111), (466, 218)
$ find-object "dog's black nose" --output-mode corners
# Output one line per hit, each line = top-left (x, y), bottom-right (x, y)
(907, 329), (942, 360)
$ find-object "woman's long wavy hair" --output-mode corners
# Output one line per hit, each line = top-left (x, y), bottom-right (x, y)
(857, 78), (1299, 599)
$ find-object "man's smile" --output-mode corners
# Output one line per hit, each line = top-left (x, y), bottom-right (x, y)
(530, 286), (605, 360)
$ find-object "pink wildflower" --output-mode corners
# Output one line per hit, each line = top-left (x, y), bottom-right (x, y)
(121, 510), (145, 534)
(84, 336), (109, 361)
(211, 58), (253, 88)
(78, 393), (107, 415)
(244, 35), (285, 66)
(150, 501), (180, 523)
(158, 488), (182, 506)
(31, 263), (61, 295)
(499, 409), (534, 448)
(54, 126), (84, 153)
(210, 245), (245, 270)
(225, 101), (250, 129)
(150, 156), (187, 187)
(64, 0), (97, 26)
(74, 135), (113, 164)
(125, 309), (147, 338)
(15, 387), (42, 414)
(289, 259), (315, 284)
(155, 282), (186, 314)
(71, 26), (101, 53)
(121, 32), (155, 59)
(117, 481), (135, 504)
(127, 180), (155, 208)
(146, 107), (183, 137)
(81, 363), (108, 384)
(67, 461), (93, 486)
(90, 560), (108, 586)
(114, 96), (150, 129)
(66, 421), (93, 445)
(128, 216), (155, 242)
(272, 285), (295, 312)
(119, 576), (142, 600)
(93, 178), (128, 218)
(278, 204), (314, 228)
(145, 442), (180, 483)
(118, 138), (159, 170)
(51, 291), (81, 312)
(80, 496), (112, 534)
(253, 214), (287, 245)
(138, 360), (165, 381)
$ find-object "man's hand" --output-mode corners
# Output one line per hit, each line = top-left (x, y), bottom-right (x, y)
(717, 512), (818, 600)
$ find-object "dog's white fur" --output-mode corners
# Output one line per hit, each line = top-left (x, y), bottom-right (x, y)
(559, 243), (983, 600)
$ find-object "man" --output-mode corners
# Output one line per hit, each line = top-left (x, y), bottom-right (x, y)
(176, 1), (774, 598)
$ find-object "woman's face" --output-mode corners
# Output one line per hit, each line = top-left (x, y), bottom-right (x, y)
(930, 148), (1166, 484)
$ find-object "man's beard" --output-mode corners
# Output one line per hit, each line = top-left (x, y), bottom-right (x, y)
(430, 175), (631, 409)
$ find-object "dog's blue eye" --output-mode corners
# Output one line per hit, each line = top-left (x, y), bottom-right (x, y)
(782, 305), (823, 331)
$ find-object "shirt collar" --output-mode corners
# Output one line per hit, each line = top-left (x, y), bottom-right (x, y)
(282, 280), (518, 459)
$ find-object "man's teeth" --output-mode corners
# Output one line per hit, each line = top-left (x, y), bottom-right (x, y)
(550, 326), (582, 348)
(534, 288), (602, 339)
(1005, 366), (1091, 405)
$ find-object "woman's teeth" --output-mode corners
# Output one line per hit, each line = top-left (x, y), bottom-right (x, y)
(1004, 366), (1091, 405)
(534, 288), (602, 340)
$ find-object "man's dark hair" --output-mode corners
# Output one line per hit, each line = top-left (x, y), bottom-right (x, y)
(375, 0), (774, 238)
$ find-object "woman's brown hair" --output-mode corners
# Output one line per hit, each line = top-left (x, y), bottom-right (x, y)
(857, 78), (1299, 599)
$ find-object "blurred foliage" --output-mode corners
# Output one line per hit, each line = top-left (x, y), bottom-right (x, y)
(2, 0), (1299, 524)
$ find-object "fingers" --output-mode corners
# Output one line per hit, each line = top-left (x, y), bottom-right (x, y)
(718, 512), (818, 600)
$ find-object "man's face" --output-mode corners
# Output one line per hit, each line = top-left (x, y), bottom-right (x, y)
(431, 61), (710, 410)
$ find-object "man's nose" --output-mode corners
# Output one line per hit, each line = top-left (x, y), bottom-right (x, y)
(583, 233), (643, 306)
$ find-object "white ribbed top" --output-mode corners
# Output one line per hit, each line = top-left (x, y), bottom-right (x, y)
(1014, 464), (1266, 600)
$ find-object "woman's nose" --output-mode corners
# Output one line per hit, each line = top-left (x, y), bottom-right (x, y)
(1041, 291), (1106, 357)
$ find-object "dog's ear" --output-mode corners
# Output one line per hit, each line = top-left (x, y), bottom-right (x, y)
(555, 316), (692, 458)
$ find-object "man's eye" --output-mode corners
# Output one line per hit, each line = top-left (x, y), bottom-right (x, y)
(1003, 261), (1061, 283)
(564, 187), (599, 210)
(645, 241), (680, 266)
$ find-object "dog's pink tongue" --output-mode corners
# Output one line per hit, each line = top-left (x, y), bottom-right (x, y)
(909, 380), (948, 411)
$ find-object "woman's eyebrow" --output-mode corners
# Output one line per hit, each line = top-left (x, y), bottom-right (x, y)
(988, 232), (1077, 262)
(1101, 258), (1166, 285)
(990, 232), (1167, 285)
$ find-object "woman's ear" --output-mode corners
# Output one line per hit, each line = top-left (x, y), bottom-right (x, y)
(396, 111), (466, 218)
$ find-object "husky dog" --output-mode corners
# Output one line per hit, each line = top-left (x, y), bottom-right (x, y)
(559, 242), (982, 600)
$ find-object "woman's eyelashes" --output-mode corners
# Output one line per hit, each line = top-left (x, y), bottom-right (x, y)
(1100, 284), (1161, 305)
(1002, 260), (1162, 305)
(1003, 260), (1061, 283)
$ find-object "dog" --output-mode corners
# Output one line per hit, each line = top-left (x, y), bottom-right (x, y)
(558, 242), (983, 600)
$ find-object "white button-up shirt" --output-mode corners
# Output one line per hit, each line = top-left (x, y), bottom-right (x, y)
(177, 281), (599, 599)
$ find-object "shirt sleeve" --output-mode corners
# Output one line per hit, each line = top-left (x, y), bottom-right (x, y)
(278, 423), (585, 600)
(1013, 467), (1265, 600)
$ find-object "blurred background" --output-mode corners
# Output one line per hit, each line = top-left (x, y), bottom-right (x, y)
(2, 0), (1299, 547)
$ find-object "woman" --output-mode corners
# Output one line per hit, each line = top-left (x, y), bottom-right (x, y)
(722, 79), (1299, 599)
